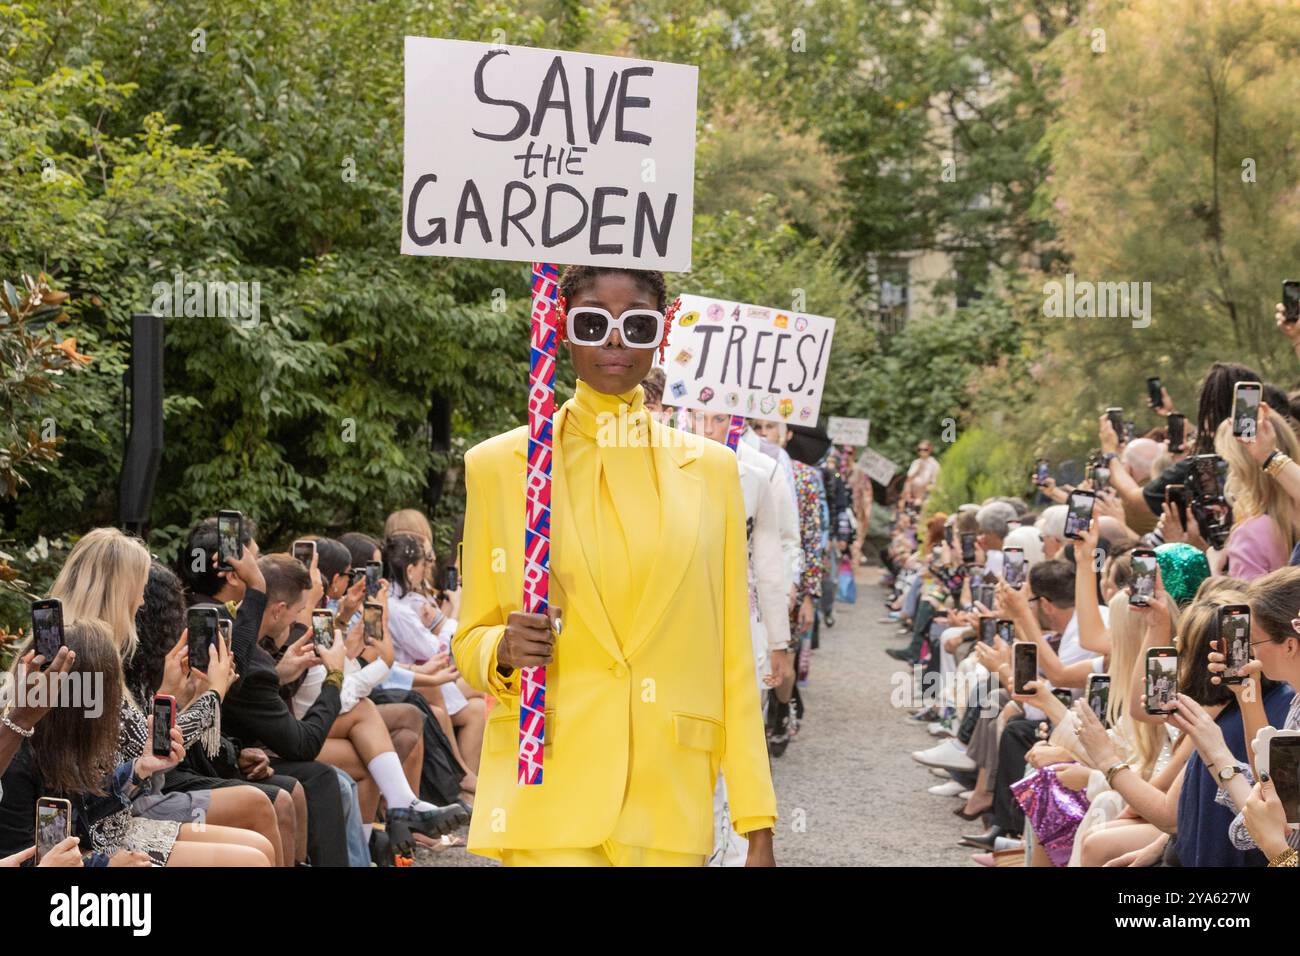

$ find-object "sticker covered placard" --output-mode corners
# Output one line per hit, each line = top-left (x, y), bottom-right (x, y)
(661, 294), (836, 424)
(402, 37), (698, 271)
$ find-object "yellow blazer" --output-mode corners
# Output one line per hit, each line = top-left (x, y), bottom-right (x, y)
(453, 404), (777, 858)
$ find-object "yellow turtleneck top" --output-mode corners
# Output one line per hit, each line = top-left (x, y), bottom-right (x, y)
(560, 379), (660, 650)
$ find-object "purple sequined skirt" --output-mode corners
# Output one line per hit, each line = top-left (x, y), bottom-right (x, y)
(1011, 765), (1090, 866)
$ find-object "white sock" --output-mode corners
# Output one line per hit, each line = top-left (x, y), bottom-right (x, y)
(366, 751), (434, 812)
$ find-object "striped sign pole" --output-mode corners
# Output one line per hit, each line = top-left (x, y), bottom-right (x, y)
(519, 262), (559, 786)
(724, 414), (745, 451)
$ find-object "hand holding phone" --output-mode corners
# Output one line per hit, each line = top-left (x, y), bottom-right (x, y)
(30, 599), (64, 670)
(1145, 647), (1178, 715)
(1064, 489), (1096, 540)
(34, 798), (73, 865)
(151, 695), (176, 757)
(1012, 641), (1037, 696)
(216, 510), (243, 571)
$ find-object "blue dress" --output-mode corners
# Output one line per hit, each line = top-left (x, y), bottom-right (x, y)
(1174, 683), (1296, 866)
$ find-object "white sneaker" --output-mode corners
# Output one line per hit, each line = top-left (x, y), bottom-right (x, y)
(911, 739), (977, 772)
(929, 767), (952, 779)
(928, 722), (954, 738)
(927, 781), (966, 797)
(993, 836), (1024, 852)
(958, 790), (974, 801)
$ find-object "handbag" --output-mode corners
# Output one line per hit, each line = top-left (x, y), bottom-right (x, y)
(836, 557), (857, 604)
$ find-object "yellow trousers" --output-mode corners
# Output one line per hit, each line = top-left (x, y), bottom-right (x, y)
(500, 841), (705, 867)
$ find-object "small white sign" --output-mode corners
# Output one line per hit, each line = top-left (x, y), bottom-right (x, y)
(827, 416), (870, 446)
(857, 448), (898, 486)
(660, 293), (836, 425)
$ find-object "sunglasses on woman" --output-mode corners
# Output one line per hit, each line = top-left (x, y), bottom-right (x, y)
(566, 307), (665, 349)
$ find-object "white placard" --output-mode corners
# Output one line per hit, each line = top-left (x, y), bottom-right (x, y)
(827, 416), (870, 446)
(857, 448), (898, 486)
(402, 37), (698, 270)
(659, 293), (836, 425)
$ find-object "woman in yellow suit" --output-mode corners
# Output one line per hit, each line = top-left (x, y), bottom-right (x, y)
(453, 266), (777, 866)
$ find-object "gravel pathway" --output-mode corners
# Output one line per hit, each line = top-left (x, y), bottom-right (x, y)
(420, 564), (976, 867)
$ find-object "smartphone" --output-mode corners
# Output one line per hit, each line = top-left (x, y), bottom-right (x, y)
(34, 797), (73, 865)
(30, 598), (64, 669)
(310, 609), (335, 651)
(216, 510), (243, 570)
(1003, 547), (1026, 589)
(151, 694), (176, 757)
(1146, 377), (1163, 409)
(1012, 641), (1037, 695)
(959, 532), (977, 565)
(1033, 459), (1049, 486)
(1166, 413), (1187, 454)
(997, 619), (1016, 644)
(186, 605), (220, 673)
(1145, 646), (1178, 715)
(1283, 279), (1300, 325)
(1051, 688), (1074, 709)
(1164, 483), (1189, 527)
(365, 560), (383, 598)
(1086, 673), (1111, 728)
(1064, 489), (1096, 540)
(218, 618), (232, 652)
(1219, 604), (1252, 685)
(362, 602), (384, 643)
(1106, 406), (1124, 440)
(1190, 454), (1225, 499)
(976, 584), (997, 609)
(442, 566), (459, 592)
(943, 523), (954, 547)
(1130, 548), (1157, 607)
(292, 539), (316, 567)
(978, 616), (997, 646)
(1269, 735), (1300, 824)
(1232, 381), (1262, 440)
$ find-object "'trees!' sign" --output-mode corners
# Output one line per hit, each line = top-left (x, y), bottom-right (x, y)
(402, 37), (698, 271)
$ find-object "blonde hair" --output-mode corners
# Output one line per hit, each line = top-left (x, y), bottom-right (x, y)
(384, 508), (433, 545)
(1104, 591), (1164, 779)
(49, 527), (151, 662)
(1216, 410), (1300, 555)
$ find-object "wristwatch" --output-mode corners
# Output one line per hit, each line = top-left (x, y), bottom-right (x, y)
(1214, 763), (1243, 783)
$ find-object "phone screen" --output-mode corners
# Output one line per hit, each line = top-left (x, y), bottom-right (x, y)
(1167, 413), (1186, 453)
(1106, 407), (1124, 439)
(978, 617), (996, 646)
(311, 611), (334, 650)
(1064, 491), (1095, 539)
(997, 619), (1016, 644)
(1191, 455), (1224, 499)
(1003, 548), (1025, 589)
(1087, 674), (1111, 727)
(218, 618), (232, 651)
(1013, 642), (1037, 695)
(35, 799), (71, 864)
(1145, 648), (1178, 714)
(292, 540), (315, 566)
(960, 533), (976, 564)
(1232, 382), (1262, 439)
(152, 696), (175, 757)
(1270, 736), (1300, 824)
(217, 511), (242, 569)
(1051, 689), (1074, 709)
(1034, 459), (1049, 485)
(365, 561), (382, 598)
(977, 584), (996, 609)
(1220, 605), (1252, 684)
(1283, 280), (1300, 325)
(443, 567), (459, 592)
(187, 607), (218, 672)
(1147, 377), (1162, 408)
(1164, 483), (1188, 526)
(1130, 550), (1157, 606)
(364, 603), (383, 642)
(31, 600), (64, 665)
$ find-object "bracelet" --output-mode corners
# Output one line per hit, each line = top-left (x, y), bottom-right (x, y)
(323, 669), (345, 690)
(1104, 761), (1130, 787)
(1268, 847), (1298, 868)
(1264, 452), (1292, 477)
(0, 710), (35, 738)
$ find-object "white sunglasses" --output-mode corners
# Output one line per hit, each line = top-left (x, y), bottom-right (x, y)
(566, 307), (665, 349)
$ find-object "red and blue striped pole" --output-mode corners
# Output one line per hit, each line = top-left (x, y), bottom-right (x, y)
(724, 414), (745, 451)
(519, 262), (559, 785)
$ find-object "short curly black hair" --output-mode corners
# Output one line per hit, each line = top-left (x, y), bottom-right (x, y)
(558, 266), (666, 313)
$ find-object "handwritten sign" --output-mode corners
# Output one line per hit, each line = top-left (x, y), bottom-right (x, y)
(827, 416), (870, 446)
(402, 37), (698, 270)
(857, 448), (898, 486)
(660, 294), (836, 425)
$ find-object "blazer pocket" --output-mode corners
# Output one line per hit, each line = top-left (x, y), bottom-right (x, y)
(487, 709), (556, 752)
(672, 712), (725, 754)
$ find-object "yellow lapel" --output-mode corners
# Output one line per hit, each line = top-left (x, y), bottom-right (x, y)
(619, 419), (705, 662)
(514, 404), (625, 665)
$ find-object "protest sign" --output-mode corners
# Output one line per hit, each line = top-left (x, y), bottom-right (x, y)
(827, 416), (870, 446)
(858, 448), (899, 486)
(402, 37), (698, 271)
(660, 293), (836, 425)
